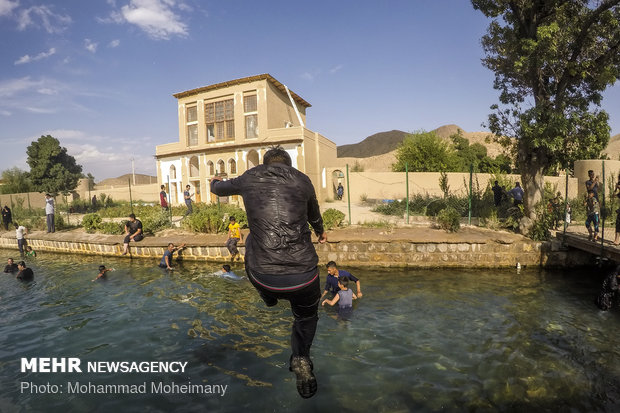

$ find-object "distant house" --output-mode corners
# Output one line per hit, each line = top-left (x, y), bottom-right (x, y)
(155, 74), (336, 205)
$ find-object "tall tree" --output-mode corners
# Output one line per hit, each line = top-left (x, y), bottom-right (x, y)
(472, 0), (620, 218)
(26, 135), (83, 195)
(392, 131), (458, 172)
(0, 167), (33, 194)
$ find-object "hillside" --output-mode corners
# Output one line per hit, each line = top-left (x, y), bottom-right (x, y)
(96, 173), (157, 187)
(335, 124), (507, 171)
(604, 133), (620, 160)
(337, 130), (409, 158)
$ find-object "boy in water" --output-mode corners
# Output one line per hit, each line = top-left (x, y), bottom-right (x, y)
(159, 243), (186, 270)
(92, 265), (113, 282)
(321, 276), (357, 319)
(219, 264), (243, 280)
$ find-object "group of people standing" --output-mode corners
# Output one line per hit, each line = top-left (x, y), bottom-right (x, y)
(491, 180), (525, 208)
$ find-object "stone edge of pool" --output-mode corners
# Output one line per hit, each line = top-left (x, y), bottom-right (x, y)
(0, 228), (592, 268)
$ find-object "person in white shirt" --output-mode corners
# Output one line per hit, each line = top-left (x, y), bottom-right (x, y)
(45, 193), (55, 233)
(15, 223), (27, 256)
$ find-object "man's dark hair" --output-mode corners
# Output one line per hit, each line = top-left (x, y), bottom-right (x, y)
(18, 261), (26, 267)
(161, 185), (165, 190)
(222, 264), (231, 272)
(494, 180), (498, 185)
(338, 276), (349, 288)
(588, 170), (594, 175)
(263, 145), (292, 167)
(326, 261), (338, 269)
(129, 213), (136, 219)
(99, 265), (106, 272)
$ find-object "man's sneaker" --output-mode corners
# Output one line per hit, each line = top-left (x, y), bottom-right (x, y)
(290, 356), (317, 399)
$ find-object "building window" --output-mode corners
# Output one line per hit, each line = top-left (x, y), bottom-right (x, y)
(186, 105), (198, 146)
(207, 160), (214, 175)
(186, 106), (197, 122)
(169, 165), (177, 180)
(228, 158), (237, 174)
(244, 95), (257, 112)
(189, 156), (199, 178)
(205, 99), (234, 142)
(217, 159), (225, 174)
(244, 94), (258, 139)
(187, 124), (198, 146)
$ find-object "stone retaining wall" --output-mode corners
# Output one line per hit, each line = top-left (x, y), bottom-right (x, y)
(0, 234), (592, 268)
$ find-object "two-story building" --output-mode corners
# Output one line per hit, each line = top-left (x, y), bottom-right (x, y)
(155, 74), (337, 206)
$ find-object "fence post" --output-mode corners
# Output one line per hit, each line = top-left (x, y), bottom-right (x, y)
(405, 162), (409, 224)
(563, 172), (569, 236)
(128, 177), (134, 214)
(600, 161), (606, 256)
(468, 164), (473, 225)
(346, 164), (351, 226)
(167, 175), (172, 225)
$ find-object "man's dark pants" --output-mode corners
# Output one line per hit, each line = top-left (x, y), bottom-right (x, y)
(246, 267), (320, 358)
(47, 214), (55, 233)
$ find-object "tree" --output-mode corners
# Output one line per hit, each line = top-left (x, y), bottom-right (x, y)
(0, 167), (33, 194)
(472, 0), (620, 218)
(26, 135), (83, 195)
(393, 130), (457, 172)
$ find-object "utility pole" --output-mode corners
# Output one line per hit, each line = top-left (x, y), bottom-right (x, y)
(131, 157), (136, 186)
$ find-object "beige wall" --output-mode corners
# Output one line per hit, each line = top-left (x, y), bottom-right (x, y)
(0, 192), (47, 210)
(266, 81), (307, 129)
(324, 170), (580, 203)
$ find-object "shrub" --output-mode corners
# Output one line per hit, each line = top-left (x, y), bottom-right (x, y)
(140, 209), (171, 235)
(82, 213), (102, 233)
(182, 204), (247, 234)
(322, 208), (345, 230)
(426, 199), (448, 216)
(437, 207), (461, 232)
(100, 221), (124, 235)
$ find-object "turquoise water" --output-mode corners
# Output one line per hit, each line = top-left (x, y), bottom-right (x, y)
(1, 253), (619, 412)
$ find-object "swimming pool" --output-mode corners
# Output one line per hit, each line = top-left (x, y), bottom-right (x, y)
(1, 254), (619, 412)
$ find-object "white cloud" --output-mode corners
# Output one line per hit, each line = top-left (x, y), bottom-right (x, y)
(17, 5), (71, 33)
(84, 38), (98, 53)
(107, 0), (188, 40)
(329, 64), (344, 74)
(301, 72), (314, 81)
(25, 106), (56, 114)
(0, 77), (43, 97)
(14, 47), (56, 65)
(0, 0), (18, 16)
(0, 109), (11, 116)
(45, 129), (87, 140)
(109, 39), (121, 48)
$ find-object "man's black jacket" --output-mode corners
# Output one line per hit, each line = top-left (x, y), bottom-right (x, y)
(210, 162), (324, 275)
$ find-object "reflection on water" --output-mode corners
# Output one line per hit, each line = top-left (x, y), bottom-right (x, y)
(0, 253), (619, 412)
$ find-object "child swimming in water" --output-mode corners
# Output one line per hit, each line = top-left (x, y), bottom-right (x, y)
(25, 246), (36, 257)
(92, 265), (113, 282)
(321, 276), (357, 319)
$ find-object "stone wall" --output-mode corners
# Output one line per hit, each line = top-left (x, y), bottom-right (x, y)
(0, 233), (592, 268)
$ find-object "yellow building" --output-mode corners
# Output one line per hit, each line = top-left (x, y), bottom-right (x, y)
(155, 74), (336, 205)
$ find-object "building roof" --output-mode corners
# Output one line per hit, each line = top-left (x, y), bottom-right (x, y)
(173, 74), (311, 108)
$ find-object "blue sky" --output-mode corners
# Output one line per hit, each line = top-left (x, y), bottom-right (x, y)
(1, 0), (619, 181)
